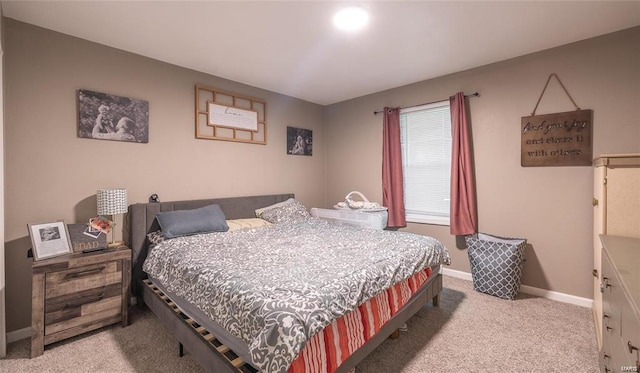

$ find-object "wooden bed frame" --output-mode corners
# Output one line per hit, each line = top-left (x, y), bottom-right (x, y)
(127, 193), (443, 373)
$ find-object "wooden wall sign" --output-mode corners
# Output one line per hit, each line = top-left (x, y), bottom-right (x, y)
(521, 109), (593, 167)
(195, 85), (267, 145)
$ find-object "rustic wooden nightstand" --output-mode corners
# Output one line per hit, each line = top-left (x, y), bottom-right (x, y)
(31, 245), (131, 357)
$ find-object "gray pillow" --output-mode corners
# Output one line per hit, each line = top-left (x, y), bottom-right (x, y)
(156, 204), (229, 238)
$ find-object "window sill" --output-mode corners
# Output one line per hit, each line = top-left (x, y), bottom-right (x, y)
(406, 214), (450, 226)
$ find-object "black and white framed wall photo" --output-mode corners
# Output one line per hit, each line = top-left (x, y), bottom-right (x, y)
(287, 126), (312, 156)
(77, 89), (149, 143)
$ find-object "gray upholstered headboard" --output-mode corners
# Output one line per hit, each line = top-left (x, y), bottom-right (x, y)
(125, 193), (294, 295)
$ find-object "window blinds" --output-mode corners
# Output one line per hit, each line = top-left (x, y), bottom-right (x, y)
(400, 102), (452, 220)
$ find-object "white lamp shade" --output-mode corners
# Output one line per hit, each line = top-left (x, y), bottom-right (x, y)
(97, 188), (128, 215)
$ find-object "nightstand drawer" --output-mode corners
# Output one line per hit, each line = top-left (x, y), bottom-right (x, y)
(45, 261), (123, 299)
(45, 282), (122, 333)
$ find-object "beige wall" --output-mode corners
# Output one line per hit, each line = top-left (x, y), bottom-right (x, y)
(3, 19), (326, 332)
(4, 17), (640, 334)
(324, 27), (640, 300)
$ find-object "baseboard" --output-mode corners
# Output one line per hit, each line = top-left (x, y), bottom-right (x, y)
(441, 267), (473, 281)
(519, 284), (593, 308)
(5, 270), (588, 343)
(440, 267), (593, 308)
(7, 327), (30, 343)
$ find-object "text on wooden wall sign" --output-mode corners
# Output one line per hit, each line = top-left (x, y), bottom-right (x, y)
(208, 103), (258, 132)
(521, 109), (593, 167)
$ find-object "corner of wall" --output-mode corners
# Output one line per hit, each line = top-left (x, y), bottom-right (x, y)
(0, 3), (7, 359)
(321, 105), (330, 208)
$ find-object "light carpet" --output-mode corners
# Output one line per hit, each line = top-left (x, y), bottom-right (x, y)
(1, 276), (599, 372)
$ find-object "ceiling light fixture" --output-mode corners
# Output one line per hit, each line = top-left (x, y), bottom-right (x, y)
(333, 6), (369, 31)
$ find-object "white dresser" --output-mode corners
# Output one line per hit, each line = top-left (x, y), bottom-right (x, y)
(310, 208), (388, 230)
(599, 235), (639, 373)
(593, 154), (640, 350)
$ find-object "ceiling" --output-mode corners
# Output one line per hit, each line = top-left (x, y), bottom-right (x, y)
(3, 1), (640, 105)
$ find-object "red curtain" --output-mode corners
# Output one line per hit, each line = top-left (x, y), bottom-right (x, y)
(450, 93), (477, 235)
(382, 107), (406, 228)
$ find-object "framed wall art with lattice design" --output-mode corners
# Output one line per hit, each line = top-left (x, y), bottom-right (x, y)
(195, 85), (267, 145)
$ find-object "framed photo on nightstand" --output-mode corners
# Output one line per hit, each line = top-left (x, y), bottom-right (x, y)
(27, 220), (73, 261)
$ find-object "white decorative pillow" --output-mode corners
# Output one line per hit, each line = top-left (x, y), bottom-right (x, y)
(226, 218), (272, 231)
(257, 199), (311, 224)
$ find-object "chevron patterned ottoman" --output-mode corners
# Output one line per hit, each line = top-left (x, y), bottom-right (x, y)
(465, 233), (527, 300)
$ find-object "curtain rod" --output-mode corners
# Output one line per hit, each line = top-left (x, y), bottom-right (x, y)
(373, 92), (480, 115)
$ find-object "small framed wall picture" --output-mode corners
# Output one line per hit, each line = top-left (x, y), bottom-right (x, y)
(27, 220), (73, 261)
(287, 126), (312, 156)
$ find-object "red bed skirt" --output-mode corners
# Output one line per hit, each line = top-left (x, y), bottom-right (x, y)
(288, 267), (433, 373)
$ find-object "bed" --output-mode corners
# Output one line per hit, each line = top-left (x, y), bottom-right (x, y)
(127, 194), (450, 373)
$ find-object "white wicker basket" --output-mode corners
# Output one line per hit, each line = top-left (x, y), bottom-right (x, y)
(335, 191), (387, 211)
(310, 208), (388, 230)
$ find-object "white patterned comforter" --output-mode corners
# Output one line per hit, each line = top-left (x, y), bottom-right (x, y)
(143, 218), (450, 373)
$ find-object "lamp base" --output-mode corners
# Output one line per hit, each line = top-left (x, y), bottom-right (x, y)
(107, 240), (124, 248)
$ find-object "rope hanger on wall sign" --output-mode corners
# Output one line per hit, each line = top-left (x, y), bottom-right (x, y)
(531, 73), (581, 116)
(521, 73), (593, 167)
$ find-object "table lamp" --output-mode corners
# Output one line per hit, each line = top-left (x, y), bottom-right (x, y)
(97, 188), (128, 247)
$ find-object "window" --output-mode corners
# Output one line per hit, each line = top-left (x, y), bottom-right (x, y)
(400, 100), (452, 225)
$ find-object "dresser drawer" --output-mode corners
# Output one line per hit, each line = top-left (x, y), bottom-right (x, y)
(621, 307), (640, 370)
(602, 320), (627, 370)
(604, 336), (634, 373)
(602, 255), (626, 336)
(603, 295), (622, 338)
